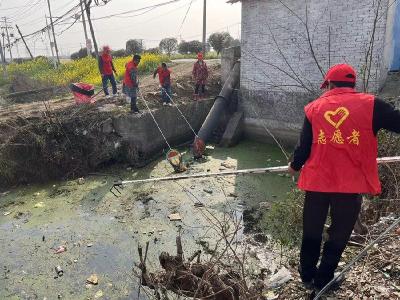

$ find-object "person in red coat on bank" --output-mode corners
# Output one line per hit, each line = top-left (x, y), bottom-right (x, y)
(289, 64), (400, 295)
(98, 45), (118, 98)
(192, 52), (208, 100)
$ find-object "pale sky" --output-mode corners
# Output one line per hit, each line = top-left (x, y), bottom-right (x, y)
(0, 0), (241, 58)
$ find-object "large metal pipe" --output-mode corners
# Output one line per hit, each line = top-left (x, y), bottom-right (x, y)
(193, 61), (240, 157)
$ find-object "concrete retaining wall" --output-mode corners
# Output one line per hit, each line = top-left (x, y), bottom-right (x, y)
(107, 99), (214, 159)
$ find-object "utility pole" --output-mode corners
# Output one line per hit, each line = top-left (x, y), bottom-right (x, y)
(46, 0), (60, 65)
(202, 0), (207, 54)
(15, 25), (33, 59)
(0, 37), (8, 79)
(3, 17), (13, 61)
(84, 0), (99, 58)
(1, 31), (5, 62)
(79, 0), (91, 57)
(45, 15), (57, 68)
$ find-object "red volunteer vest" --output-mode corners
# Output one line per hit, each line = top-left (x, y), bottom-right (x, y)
(123, 60), (138, 88)
(298, 88), (381, 195)
(101, 53), (113, 75)
(157, 67), (171, 85)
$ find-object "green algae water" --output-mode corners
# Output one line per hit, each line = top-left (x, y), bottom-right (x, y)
(0, 140), (294, 299)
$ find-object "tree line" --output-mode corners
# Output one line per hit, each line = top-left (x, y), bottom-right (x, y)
(71, 32), (240, 60)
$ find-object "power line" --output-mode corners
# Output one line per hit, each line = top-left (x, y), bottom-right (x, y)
(0, 4), (33, 11)
(89, 0), (182, 21)
(181, 22), (241, 40)
(19, 3), (81, 39)
(64, 0), (194, 35)
(7, 0), (44, 21)
(177, 0), (195, 34)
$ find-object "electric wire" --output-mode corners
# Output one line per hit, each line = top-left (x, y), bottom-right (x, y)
(89, 0), (182, 21)
(161, 86), (199, 138)
(177, 0), (194, 34)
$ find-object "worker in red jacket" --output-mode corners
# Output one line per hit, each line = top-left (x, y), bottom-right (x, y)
(153, 63), (172, 106)
(98, 45), (117, 98)
(123, 54), (141, 113)
(192, 52), (208, 100)
(289, 64), (400, 294)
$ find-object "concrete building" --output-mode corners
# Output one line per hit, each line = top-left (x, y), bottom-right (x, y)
(228, 0), (400, 144)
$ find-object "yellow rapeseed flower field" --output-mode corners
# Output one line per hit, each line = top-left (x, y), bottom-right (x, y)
(5, 53), (169, 87)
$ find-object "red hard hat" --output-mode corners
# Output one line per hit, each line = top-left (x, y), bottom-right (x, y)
(320, 64), (356, 89)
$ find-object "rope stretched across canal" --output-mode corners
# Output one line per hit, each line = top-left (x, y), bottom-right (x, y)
(161, 86), (200, 139)
(139, 88), (172, 150)
(313, 215), (400, 299)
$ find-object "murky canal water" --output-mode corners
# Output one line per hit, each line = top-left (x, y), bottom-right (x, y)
(0, 140), (294, 299)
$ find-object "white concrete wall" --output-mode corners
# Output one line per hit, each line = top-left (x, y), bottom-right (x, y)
(239, 0), (392, 143)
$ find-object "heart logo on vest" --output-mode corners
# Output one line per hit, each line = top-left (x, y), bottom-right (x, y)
(324, 107), (350, 129)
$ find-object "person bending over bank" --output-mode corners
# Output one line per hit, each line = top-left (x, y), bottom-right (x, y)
(289, 63), (400, 294)
(123, 54), (141, 114)
(153, 63), (172, 106)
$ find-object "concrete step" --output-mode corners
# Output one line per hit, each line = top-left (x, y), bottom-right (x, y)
(220, 111), (244, 147)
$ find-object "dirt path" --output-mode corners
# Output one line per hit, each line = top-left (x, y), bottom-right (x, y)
(0, 60), (221, 122)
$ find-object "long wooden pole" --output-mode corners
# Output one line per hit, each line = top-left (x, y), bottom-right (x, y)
(46, 0), (60, 65)
(202, 0), (207, 54)
(0, 37), (7, 78)
(45, 15), (57, 68)
(84, 0), (99, 58)
(79, 0), (91, 57)
(15, 25), (33, 59)
(3, 17), (13, 61)
(117, 156), (400, 186)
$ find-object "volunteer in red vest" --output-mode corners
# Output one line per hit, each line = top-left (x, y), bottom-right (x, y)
(289, 64), (400, 293)
(98, 45), (118, 98)
(192, 52), (208, 100)
(153, 62), (172, 106)
(123, 54), (141, 114)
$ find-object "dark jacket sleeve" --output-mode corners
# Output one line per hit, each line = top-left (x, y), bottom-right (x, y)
(373, 97), (400, 135)
(290, 117), (313, 171)
(98, 57), (103, 75)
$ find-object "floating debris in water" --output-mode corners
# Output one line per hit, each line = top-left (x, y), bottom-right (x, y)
(34, 202), (45, 208)
(94, 290), (104, 299)
(168, 213), (182, 221)
(55, 266), (63, 277)
(86, 274), (99, 285)
(54, 245), (67, 254)
(203, 188), (213, 194)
